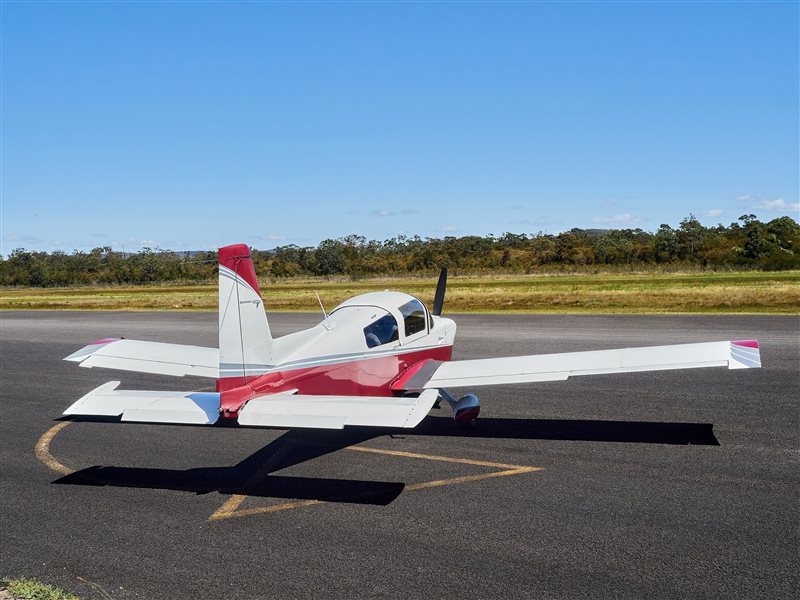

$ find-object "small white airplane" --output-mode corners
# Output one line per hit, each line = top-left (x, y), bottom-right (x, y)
(63, 244), (762, 430)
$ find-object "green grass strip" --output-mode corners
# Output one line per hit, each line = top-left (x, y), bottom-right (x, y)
(2, 578), (80, 600)
(1, 271), (798, 314)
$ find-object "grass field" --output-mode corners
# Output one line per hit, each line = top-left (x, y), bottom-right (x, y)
(1, 271), (798, 313)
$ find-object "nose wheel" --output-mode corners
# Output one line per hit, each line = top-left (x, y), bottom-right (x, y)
(438, 389), (480, 427)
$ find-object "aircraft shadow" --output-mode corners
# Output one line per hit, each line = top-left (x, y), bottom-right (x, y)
(54, 428), (403, 506)
(54, 415), (718, 506)
(411, 415), (720, 446)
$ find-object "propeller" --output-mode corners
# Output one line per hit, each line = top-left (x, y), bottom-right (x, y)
(432, 267), (448, 316)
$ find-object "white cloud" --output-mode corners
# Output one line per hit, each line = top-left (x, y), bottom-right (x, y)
(758, 198), (799, 212)
(591, 213), (642, 225)
(509, 217), (553, 227)
(370, 209), (418, 217)
(737, 195), (799, 214)
(705, 209), (723, 217)
(1, 233), (45, 246)
(441, 225), (459, 232)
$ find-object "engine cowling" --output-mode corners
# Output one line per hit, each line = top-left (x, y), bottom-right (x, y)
(451, 393), (480, 425)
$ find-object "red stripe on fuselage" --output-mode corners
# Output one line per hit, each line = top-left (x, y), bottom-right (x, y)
(217, 345), (453, 415)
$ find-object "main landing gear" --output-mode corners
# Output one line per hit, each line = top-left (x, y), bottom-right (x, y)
(438, 389), (480, 427)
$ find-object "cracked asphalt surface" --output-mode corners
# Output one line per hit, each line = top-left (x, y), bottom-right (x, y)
(1, 312), (797, 599)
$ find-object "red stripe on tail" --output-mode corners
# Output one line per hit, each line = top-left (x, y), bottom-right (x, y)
(219, 244), (261, 296)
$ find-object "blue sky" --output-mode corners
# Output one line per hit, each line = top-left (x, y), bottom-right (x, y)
(2, 1), (798, 254)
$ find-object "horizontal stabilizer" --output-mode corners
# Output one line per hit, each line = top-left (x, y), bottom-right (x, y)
(395, 340), (761, 390)
(64, 382), (220, 425)
(238, 389), (439, 430)
(64, 339), (218, 378)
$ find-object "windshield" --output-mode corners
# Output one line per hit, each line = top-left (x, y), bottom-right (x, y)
(399, 298), (427, 337)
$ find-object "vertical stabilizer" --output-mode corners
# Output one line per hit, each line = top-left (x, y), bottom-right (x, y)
(218, 244), (273, 388)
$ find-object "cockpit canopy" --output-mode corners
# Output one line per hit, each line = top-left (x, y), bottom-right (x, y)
(331, 291), (433, 349)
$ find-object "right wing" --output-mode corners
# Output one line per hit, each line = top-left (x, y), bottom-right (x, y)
(393, 340), (761, 390)
(64, 338), (218, 378)
(64, 382), (438, 430)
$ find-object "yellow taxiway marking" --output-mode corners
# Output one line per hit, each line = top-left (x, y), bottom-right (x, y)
(208, 445), (542, 521)
(404, 467), (539, 492)
(35, 421), (542, 522)
(35, 421), (75, 476)
(210, 497), (322, 520)
(345, 445), (529, 470)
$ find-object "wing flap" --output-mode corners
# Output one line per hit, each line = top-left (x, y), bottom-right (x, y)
(64, 381), (220, 425)
(238, 389), (439, 430)
(402, 340), (759, 389)
(64, 339), (218, 378)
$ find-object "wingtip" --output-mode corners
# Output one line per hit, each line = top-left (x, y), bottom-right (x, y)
(729, 340), (761, 369)
(63, 338), (121, 362)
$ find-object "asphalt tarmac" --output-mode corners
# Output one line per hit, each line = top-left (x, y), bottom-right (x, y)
(1, 312), (797, 599)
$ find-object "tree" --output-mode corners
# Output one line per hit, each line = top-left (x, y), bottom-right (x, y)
(677, 215), (707, 260)
(739, 215), (774, 260)
(767, 216), (800, 251)
(313, 239), (346, 275)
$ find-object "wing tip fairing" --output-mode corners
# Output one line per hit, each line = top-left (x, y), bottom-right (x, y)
(729, 340), (761, 369)
(63, 338), (121, 362)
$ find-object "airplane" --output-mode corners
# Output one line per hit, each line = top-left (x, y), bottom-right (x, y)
(62, 243), (762, 430)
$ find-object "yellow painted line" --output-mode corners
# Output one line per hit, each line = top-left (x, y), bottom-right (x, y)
(208, 494), (248, 520)
(345, 444), (531, 470)
(35, 421), (75, 476)
(210, 499), (322, 520)
(405, 466), (541, 491)
(34, 420), (542, 522)
(210, 445), (542, 521)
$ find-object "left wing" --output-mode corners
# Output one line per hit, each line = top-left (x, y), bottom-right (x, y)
(393, 340), (761, 391)
(64, 382), (438, 430)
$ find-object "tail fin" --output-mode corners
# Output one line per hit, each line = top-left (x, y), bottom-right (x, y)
(218, 244), (273, 389)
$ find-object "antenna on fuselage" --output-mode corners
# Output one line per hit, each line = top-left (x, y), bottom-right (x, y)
(315, 292), (329, 320)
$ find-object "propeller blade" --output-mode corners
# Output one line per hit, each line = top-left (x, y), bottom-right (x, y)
(432, 267), (447, 316)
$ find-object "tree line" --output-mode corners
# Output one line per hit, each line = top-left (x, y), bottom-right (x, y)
(2, 214), (798, 287)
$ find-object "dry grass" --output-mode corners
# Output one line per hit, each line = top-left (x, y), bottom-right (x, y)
(1, 271), (798, 313)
